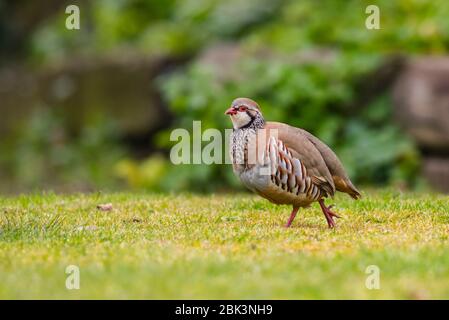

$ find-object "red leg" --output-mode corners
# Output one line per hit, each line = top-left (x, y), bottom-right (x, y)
(318, 199), (341, 228)
(285, 206), (299, 228)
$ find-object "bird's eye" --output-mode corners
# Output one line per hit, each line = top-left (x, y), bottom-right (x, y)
(238, 106), (247, 112)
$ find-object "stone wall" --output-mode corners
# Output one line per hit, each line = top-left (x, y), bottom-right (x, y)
(393, 57), (449, 192)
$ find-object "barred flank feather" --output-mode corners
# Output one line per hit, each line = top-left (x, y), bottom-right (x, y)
(266, 136), (324, 201)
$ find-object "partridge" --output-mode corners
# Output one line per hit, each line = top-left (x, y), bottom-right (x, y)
(226, 97), (361, 228)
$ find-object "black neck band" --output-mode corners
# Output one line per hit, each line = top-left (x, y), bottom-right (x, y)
(239, 112), (256, 129)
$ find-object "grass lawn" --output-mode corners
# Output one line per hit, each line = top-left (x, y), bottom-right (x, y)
(0, 190), (448, 299)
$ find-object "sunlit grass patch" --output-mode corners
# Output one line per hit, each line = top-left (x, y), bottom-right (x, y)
(0, 190), (448, 299)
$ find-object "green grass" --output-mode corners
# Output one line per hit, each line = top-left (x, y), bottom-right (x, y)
(0, 190), (448, 299)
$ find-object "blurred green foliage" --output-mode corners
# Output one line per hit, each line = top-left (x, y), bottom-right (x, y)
(114, 155), (168, 191)
(5, 0), (449, 192)
(30, 0), (449, 61)
(0, 109), (125, 193)
(30, 0), (282, 62)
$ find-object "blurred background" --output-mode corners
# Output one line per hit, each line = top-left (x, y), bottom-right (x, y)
(0, 0), (448, 194)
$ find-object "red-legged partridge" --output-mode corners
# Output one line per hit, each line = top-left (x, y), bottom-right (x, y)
(226, 97), (361, 228)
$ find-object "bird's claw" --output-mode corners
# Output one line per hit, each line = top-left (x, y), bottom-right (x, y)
(319, 201), (341, 228)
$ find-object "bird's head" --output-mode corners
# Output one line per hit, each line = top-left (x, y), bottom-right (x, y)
(225, 97), (264, 129)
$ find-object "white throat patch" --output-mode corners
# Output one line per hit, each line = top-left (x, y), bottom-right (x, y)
(230, 112), (252, 129)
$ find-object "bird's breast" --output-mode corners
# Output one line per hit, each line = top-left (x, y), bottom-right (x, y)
(230, 128), (257, 174)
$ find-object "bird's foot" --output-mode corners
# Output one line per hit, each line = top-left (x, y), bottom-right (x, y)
(318, 200), (341, 229)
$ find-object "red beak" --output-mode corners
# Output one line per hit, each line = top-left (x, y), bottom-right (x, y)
(225, 107), (237, 115)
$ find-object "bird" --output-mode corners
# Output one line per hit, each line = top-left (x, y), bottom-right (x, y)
(225, 97), (361, 228)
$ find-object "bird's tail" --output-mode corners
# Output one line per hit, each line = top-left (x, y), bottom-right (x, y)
(333, 176), (362, 200)
(347, 183), (362, 200)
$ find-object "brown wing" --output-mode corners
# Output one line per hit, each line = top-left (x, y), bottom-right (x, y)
(263, 122), (336, 197)
(265, 122), (361, 199)
(295, 127), (361, 199)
